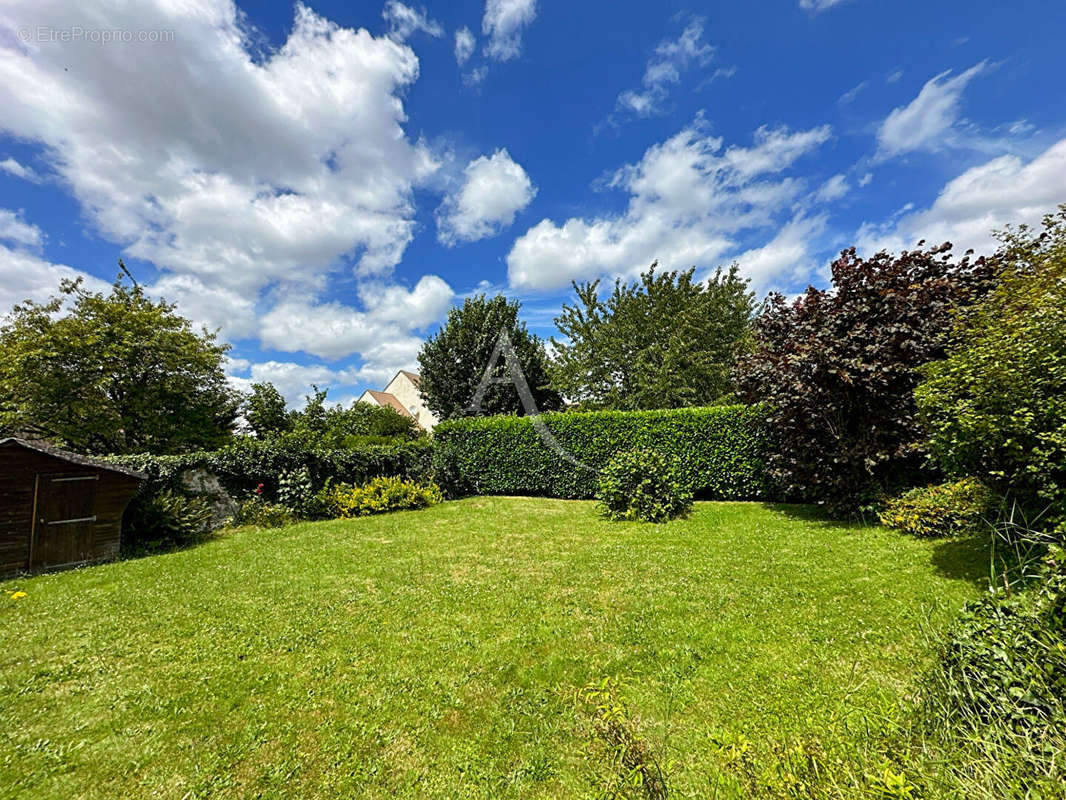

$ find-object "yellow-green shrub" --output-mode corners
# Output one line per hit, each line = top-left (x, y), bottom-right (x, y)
(879, 478), (993, 538)
(328, 476), (443, 518)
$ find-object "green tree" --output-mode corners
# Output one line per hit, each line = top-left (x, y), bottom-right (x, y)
(916, 207), (1066, 520)
(551, 264), (754, 410)
(0, 275), (238, 454)
(417, 294), (562, 419)
(242, 382), (290, 438)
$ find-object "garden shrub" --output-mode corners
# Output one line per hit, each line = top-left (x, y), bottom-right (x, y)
(596, 449), (692, 523)
(122, 490), (215, 553)
(734, 243), (996, 512)
(432, 405), (771, 500)
(879, 478), (993, 538)
(327, 476), (443, 518)
(234, 495), (297, 529)
(916, 207), (1066, 526)
(921, 546), (1066, 740)
(110, 439), (432, 538)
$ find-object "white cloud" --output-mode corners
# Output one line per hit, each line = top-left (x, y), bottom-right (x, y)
(227, 360), (383, 408)
(436, 149), (536, 245)
(0, 209), (43, 249)
(382, 1), (443, 42)
(259, 275), (454, 361)
(507, 118), (832, 290)
(859, 172), (874, 187)
(814, 173), (849, 202)
(858, 137), (1066, 257)
(0, 0), (451, 362)
(482, 0), (537, 61)
(799, 0), (849, 12)
(837, 81), (867, 105)
(616, 20), (716, 118)
(732, 213), (829, 289)
(0, 157), (40, 182)
(886, 68), (904, 84)
(876, 62), (988, 159)
(0, 242), (110, 314)
(455, 26), (476, 65)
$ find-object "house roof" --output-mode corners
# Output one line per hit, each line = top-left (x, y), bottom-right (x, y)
(362, 390), (413, 418)
(0, 438), (147, 480)
(398, 370), (421, 388)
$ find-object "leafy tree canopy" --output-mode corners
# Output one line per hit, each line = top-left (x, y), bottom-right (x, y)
(917, 207), (1066, 521)
(242, 382), (290, 439)
(0, 272), (238, 455)
(551, 264), (754, 410)
(417, 294), (561, 419)
(734, 244), (996, 511)
(279, 385), (420, 447)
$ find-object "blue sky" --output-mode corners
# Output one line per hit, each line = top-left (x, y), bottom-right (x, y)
(2, 0), (1065, 406)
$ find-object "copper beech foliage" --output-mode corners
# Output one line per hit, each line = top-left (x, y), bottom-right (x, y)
(734, 243), (997, 511)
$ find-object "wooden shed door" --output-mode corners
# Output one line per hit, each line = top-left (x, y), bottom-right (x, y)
(31, 474), (98, 569)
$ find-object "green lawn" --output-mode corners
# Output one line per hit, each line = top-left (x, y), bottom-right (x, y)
(0, 498), (986, 799)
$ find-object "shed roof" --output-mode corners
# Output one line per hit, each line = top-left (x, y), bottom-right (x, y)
(0, 438), (147, 480)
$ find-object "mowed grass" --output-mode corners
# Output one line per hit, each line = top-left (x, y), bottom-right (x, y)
(0, 498), (986, 799)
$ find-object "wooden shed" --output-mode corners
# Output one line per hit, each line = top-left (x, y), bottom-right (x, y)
(0, 438), (145, 578)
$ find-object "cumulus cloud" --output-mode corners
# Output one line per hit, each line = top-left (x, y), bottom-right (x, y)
(616, 20), (716, 118)
(455, 26), (476, 65)
(436, 149), (536, 245)
(507, 118), (832, 290)
(876, 62), (988, 159)
(0, 0), (455, 375)
(0, 209), (43, 249)
(0, 157), (40, 182)
(482, 0), (537, 61)
(259, 275), (454, 361)
(858, 137), (1066, 257)
(731, 213), (829, 288)
(226, 359), (390, 408)
(382, 1), (443, 41)
(0, 242), (110, 314)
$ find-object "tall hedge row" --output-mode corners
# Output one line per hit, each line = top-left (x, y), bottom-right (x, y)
(432, 405), (773, 500)
(109, 438), (433, 499)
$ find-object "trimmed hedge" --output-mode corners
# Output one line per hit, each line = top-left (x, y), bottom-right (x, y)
(432, 405), (772, 500)
(109, 438), (434, 501)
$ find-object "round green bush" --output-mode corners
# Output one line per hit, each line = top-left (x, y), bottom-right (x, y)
(879, 477), (993, 538)
(596, 448), (693, 523)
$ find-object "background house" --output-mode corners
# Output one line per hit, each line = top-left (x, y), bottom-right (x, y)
(358, 370), (439, 431)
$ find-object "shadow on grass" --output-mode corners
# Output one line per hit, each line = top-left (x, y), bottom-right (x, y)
(929, 535), (994, 588)
(760, 502), (881, 531)
(762, 503), (996, 588)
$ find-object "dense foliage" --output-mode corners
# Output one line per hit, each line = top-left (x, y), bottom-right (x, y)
(596, 448), (692, 522)
(432, 405), (771, 500)
(285, 387), (420, 446)
(552, 264), (754, 410)
(0, 275), (238, 454)
(242, 382), (290, 438)
(327, 476), (443, 517)
(417, 294), (561, 419)
(110, 438), (433, 502)
(923, 546), (1066, 741)
(916, 208), (1066, 523)
(879, 478), (993, 538)
(121, 490), (215, 554)
(735, 244), (995, 511)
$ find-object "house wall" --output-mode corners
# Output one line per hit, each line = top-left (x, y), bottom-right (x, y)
(385, 373), (439, 431)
